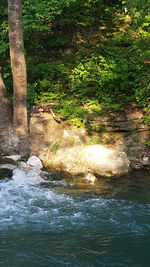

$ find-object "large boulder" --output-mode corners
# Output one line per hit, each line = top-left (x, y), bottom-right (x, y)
(41, 145), (130, 177)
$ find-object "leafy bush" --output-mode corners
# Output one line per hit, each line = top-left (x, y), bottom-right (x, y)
(27, 61), (71, 105)
(0, 0), (149, 126)
(69, 46), (137, 106)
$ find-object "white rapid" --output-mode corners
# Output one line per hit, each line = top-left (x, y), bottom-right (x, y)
(0, 168), (73, 229)
(0, 168), (149, 235)
(0, 169), (150, 266)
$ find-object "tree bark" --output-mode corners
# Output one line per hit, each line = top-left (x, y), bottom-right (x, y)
(0, 68), (11, 128)
(8, 0), (29, 155)
(0, 68), (13, 154)
(8, 0), (28, 137)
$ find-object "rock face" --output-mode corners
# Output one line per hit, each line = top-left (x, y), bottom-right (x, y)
(29, 107), (149, 172)
(41, 145), (130, 177)
(29, 112), (87, 154)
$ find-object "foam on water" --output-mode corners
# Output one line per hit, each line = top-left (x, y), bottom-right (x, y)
(0, 169), (150, 266)
(0, 168), (149, 236)
(0, 168), (74, 228)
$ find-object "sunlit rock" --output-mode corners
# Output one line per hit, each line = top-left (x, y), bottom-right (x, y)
(84, 173), (97, 183)
(143, 156), (149, 163)
(41, 145), (130, 177)
(27, 156), (43, 169)
(29, 110), (149, 170)
(142, 156), (149, 166)
(18, 161), (33, 170)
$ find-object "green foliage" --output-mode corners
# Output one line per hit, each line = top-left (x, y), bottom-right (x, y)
(87, 135), (100, 145)
(0, 0), (149, 126)
(55, 99), (88, 127)
(69, 46), (139, 106)
(143, 105), (150, 125)
(51, 138), (61, 153)
(23, 0), (62, 29)
(26, 61), (71, 105)
(0, 2), (9, 76)
(146, 141), (150, 146)
(69, 137), (75, 146)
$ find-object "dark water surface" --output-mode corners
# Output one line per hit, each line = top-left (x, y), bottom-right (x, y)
(0, 169), (150, 267)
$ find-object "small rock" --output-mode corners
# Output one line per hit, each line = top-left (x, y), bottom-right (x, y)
(84, 173), (97, 183)
(143, 157), (149, 162)
(142, 157), (149, 166)
(40, 170), (52, 180)
(0, 164), (17, 170)
(38, 108), (44, 112)
(27, 156), (43, 169)
(4, 155), (21, 161)
(18, 161), (32, 170)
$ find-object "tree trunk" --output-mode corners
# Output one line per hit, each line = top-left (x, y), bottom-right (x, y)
(0, 68), (12, 127)
(8, 0), (28, 137)
(8, 0), (29, 155)
(0, 68), (13, 154)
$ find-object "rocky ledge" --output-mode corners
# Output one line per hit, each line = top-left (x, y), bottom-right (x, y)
(29, 107), (149, 171)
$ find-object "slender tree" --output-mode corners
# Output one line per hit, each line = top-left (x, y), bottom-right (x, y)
(0, 67), (12, 154)
(8, 0), (29, 154)
(0, 67), (11, 128)
(8, 0), (28, 137)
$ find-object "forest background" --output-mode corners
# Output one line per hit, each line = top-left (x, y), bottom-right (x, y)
(0, 0), (150, 127)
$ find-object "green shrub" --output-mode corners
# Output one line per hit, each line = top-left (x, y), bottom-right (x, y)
(70, 47), (135, 106)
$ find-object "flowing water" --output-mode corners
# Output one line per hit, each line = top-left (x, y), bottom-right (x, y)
(0, 168), (150, 267)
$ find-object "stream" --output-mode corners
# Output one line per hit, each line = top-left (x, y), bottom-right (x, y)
(0, 168), (150, 266)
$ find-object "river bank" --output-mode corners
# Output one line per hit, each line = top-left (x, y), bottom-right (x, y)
(29, 105), (149, 173)
(0, 104), (149, 177)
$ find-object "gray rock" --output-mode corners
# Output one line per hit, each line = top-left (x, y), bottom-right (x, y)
(4, 155), (21, 161)
(0, 164), (17, 170)
(27, 156), (43, 169)
(142, 156), (149, 166)
(18, 161), (32, 170)
(143, 156), (149, 162)
(40, 170), (52, 180)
